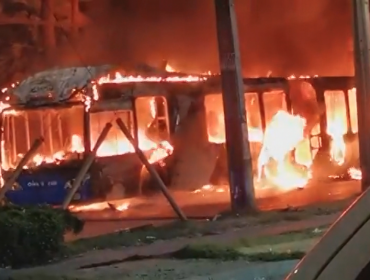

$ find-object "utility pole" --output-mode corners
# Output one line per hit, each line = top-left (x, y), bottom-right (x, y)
(352, 0), (370, 191)
(213, 0), (257, 213)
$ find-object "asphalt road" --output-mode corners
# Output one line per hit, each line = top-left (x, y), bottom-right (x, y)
(67, 179), (360, 240)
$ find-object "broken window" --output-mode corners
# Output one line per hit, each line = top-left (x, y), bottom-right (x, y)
(89, 102), (133, 157)
(263, 90), (287, 125)
(324, 90), (348, 165)
(135, 96), (170, 146)
(205, 93), (263, 144)
(1, 105), (84, 170)
(325, 90), (348, 136)
(204, 94), (225, 144)
(245, 93), (263, 142)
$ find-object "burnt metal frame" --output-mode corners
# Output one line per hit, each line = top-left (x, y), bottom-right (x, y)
(0, 101), (87, 173)
(97, 82), (173, 142)
(296, 76), (356, 152)
(204, 76), (357, 169)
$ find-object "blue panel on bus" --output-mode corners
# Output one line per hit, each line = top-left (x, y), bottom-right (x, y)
(5, 168), (92, 206)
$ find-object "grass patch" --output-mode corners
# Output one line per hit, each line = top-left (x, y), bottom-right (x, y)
(236, 226), (326, 247)
(67, 220), (203, 255)
(243, 196), (355, 224)
(170, 243), (305, 262)
(171, 244), (244, 261)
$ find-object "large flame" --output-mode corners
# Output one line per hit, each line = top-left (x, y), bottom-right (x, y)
(257, 111), (312, 190)
(203, 85), (363, 193)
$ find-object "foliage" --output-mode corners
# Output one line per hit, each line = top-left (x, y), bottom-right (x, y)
(0, 204), (84, 268)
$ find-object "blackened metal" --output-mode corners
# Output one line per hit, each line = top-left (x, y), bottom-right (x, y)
(258, 93), (267, 130)
(352, 0), (370, 191)
(283, 82), (293, 113)
(132, 97), (139, 146)
(344, 91), (352, 133)
(0, 114), (3, 180)
(83, 110), (91, 153)
(214, 0), (256, 212)
(209, 144), (229, 185)
(315, 88), (330, 150)
(115, 118), (187, 221)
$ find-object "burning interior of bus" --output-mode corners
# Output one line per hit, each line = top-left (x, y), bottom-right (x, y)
(205, 76), (360, 195)
(0, 71), (197, 205)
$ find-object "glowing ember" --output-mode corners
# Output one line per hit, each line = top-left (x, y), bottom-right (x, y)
(165, 64), (176, 72)
(97, 72), (206, 84)
(287, 75), (318, 79)
(348, 167), (361, 180)
(147, 141), (174, 164)
(1, 129), (173, 170)
(192, 184), (227, 194)
(69, 201), (130, 212)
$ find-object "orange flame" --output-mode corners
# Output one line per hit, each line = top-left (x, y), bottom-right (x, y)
(97, 72), (206, 84)
(257, 111), (312, 190)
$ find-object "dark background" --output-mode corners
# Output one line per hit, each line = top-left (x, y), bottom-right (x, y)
(74, 0), (352, 76)
(0, 0), (355, 83)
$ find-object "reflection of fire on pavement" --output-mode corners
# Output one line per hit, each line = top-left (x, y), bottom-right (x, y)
(192, 184), (227, 194)
(70, 200), (130, 212)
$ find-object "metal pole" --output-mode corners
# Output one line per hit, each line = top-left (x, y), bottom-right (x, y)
(115, 118), (187, 221)
(62, 122), (112, 209)
(213, 0), (257, 213)
(352, 0), (370, 191)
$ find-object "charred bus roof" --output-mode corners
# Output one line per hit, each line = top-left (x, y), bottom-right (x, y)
(0, 65), (356, 108)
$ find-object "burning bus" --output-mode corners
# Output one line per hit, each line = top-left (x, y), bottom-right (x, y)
(204, 76), (360, 193)
(0, 66), (206, 205)
(0, 66), (362, 207)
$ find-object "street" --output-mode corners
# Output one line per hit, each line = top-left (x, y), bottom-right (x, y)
(70, 179), (360, 240)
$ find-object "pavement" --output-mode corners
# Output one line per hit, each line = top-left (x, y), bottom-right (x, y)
(185, 260), (299, 280)
(70, 180), (359, 240)
(0, 260), (299, 280)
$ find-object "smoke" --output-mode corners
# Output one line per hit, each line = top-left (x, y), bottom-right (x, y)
(60, 0), (353, 76)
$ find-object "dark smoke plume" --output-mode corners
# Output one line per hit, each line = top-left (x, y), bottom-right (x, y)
(60, 0), (353, 77)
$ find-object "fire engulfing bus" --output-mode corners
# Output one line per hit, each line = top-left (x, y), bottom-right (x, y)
(204, 76), (360, 191)
(0, 70), (361, 206)
(0, 66), (206, 205)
